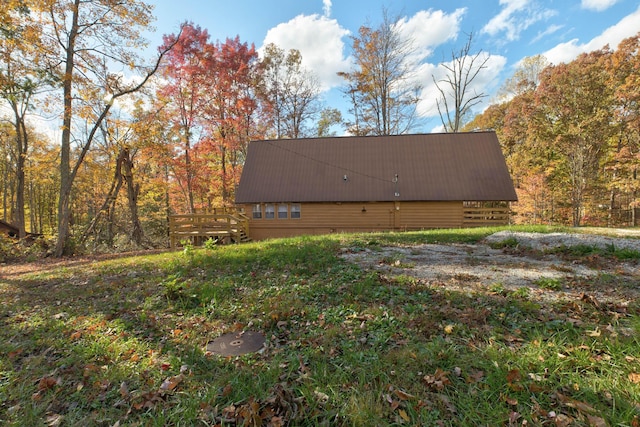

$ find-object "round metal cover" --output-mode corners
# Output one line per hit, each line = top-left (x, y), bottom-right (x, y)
(206, 331), (265, 356)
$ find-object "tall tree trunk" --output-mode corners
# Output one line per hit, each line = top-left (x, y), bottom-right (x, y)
(184, 133), (195, 213)
(220, 145), (228, 203)
(11, 104), (27, 238)
(55, 0), (81, 256)
(122, 147), (145, 247)
(2, 154), (8, 222)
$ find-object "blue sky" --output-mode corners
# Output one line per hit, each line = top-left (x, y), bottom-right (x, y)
(146, 0), (640, 132)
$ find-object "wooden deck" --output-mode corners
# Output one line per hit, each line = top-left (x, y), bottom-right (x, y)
(169, 209), (251, 247)
(462, 206), (510, 226)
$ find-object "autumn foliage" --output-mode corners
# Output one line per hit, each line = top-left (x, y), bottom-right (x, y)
(466, 33), (640, 227)
(1, 0), (639, 255)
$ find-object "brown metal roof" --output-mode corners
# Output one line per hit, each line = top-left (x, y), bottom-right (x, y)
(235, 131), (517, 203)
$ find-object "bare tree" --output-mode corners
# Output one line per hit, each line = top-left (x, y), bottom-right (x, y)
(433, 32), (489, 133)
(338, 10), (421, 136)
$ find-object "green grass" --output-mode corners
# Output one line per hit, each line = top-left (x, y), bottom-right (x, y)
(1, 226), (639, 426)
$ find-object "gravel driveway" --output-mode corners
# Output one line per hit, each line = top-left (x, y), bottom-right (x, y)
(341, 231), (640, 306)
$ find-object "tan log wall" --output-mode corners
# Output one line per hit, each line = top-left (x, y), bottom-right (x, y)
(241, 201), (466, 241)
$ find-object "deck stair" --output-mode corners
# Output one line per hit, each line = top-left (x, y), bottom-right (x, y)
(169, 208), (251, 247)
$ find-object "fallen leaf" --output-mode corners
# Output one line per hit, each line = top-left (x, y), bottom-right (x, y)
(554, 413), (574, 427)
(398, 409), (410, 422)
(394, 389), (415, 401)
(119, 382), (129, 399)
(45, 413), (64, 427)
(314, 390), (329, 404)
(423, 369), (450, 391)
(222, 383), (233, 397)
(8, 348), (23, 359)
(159, 374), (183, 393)
(629, 373), (640, 384)
(506, 369), (521, 384)
(528, 372), (544, 382)
(467, 370), (484, 384)
(504, 395), (518, 406)
(83, 364), (99, 377)
(587, 328), (601, 337)
(556, 392), (597, 414)
(586, 414), (608, 427)
(37, 376), (59, 392)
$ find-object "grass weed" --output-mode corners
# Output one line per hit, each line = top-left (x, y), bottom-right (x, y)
(0, 226), (638, 426)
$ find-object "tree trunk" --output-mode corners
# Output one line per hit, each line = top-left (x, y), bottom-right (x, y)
(54, 0), (81, 257)
(80, 148), (126, 244)
(122, 147), (145, 247)
(11, 104), (27, 238)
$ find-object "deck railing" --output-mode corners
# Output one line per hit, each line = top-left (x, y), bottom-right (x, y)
(169, 209), (250, 247)
(462, 206), (510, 227)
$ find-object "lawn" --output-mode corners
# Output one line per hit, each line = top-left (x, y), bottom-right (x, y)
(1, 226), (639, 426)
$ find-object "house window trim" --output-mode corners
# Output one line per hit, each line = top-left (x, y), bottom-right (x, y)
(290, 203), (301, 219)
(252, 203), (262, 219)
(277, 204), (288, 219)
(265, 203), (275, 219)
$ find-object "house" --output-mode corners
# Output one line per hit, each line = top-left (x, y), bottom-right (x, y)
(0, 219), (19, 239)
(235, 131), (517, 241)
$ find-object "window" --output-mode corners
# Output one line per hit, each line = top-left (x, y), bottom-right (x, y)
(252, 204), (262, 219)
(278, 204), (288, 219)
(290, 204), (301, 219)
(265, 204), (275, 219)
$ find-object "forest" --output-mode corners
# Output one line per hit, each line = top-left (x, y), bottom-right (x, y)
(1, 0), (639, 257)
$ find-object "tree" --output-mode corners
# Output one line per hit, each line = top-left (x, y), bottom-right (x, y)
(497, 55), (549, 100)
(316, 108), (343, 137)
(202, 36), (259, 204)
(80, 108), (148, 248)
(0, 122), (15, 222)
(40, 0), (177, 256)
(605, 33), (640, 225)
(533, 49), (615, 226)
(338, 11), (421, 136)
(259, 43), (321, 139)
(158, 23), (211, 213)
(433, 32), (490, 132)
(0, 1), (46, 238)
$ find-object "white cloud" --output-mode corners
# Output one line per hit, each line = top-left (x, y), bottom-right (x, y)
(542, 6), (640, 64)
(323, 0), (332, 17)
(262, 14), (351, 90)
(393, 8), (467, 61)
(415, 53), (507, 119)
(482, 0), (556, 42)
(581, 0), (620, 12)
(530, 24), (563, 44)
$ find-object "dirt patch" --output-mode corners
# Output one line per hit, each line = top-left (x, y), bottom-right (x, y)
(341, 231), (640, 306)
